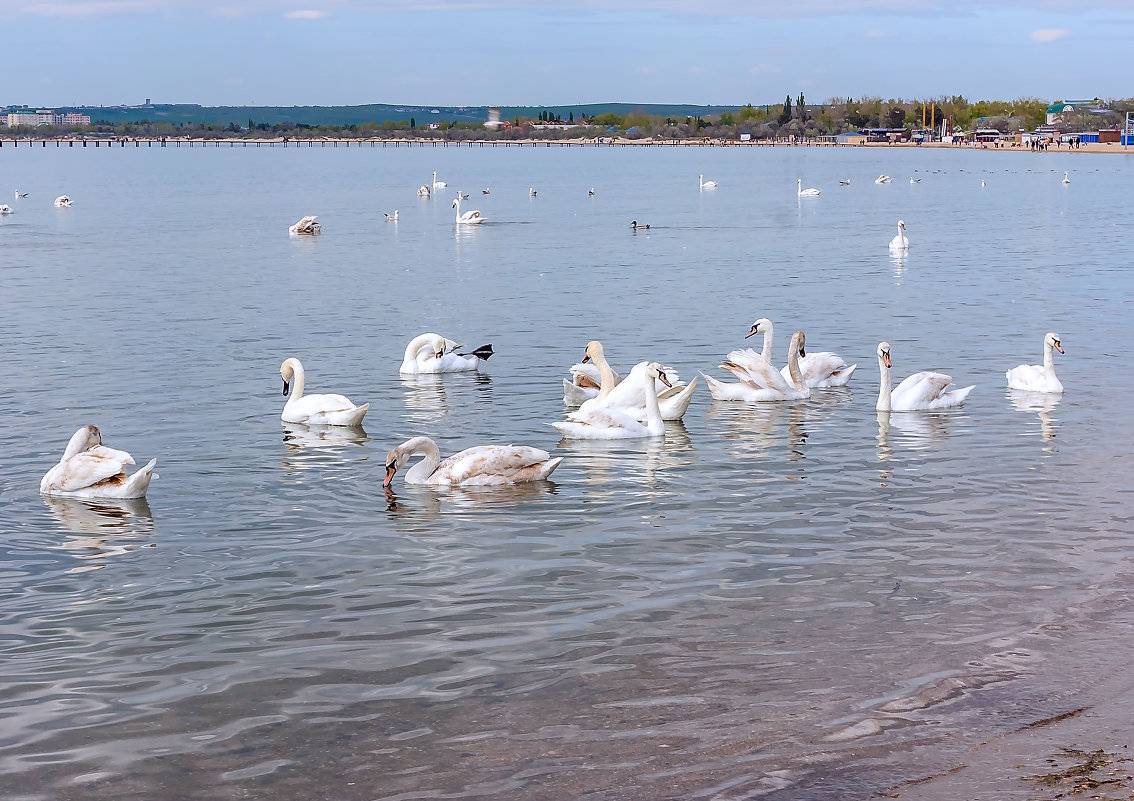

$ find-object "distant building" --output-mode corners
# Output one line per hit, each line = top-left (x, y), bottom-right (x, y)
(5, 109), (90, 127)
(1045, 100), (1106, 125)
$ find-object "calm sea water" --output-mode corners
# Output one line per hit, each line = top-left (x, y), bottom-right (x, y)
(1, 142), (1132, 800)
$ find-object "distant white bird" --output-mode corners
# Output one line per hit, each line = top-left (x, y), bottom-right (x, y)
(875, 175), (892, 184)
(417, 184), (431, 197)
(482, 187), (491, 194)
(588, 187), (595, 196)
(699, 174), (718, 189)
(15, 189), (28, 198)
(839, 179), (851, 186)
(384, 210), (399, 222)
(54, 195), (72, 207)
(432, 171), (447, 189)
(1062, 171), (1070, 185)
(460, 192), (470, 200)
(41, 425), (157, 500)
(797, 178), (820, 197)
(888, 219), (909, 250)
(0, 204), (12, 215)
(910, 177), (921, 184)
(288, 215), (321, 235)
(529, 187), (538, 197)
(453, 194), (485, 225)
(981, 179), (986, 187)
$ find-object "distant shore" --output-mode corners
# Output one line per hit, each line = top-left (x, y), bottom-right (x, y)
(0, 136), (1129, 153)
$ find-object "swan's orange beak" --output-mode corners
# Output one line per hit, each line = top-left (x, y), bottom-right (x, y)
(657, 370), (673, 388)
(1055, 342), (1064, 354)
(582, 353), (591, 364)
(382, 463), (397, 488)
(744, 327), (758, 339)
(882, 352), (892, 368)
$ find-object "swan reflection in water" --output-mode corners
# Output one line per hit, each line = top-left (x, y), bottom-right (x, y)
(281, 423), (370, 475)
(384, 479), (558, 521)
(876, 409), (956, 456)
(1008, 388), (1061, 447)
(556, 421), (693, 488)
(400, 372), (494, 424)
(706, 398), (828, 462)
(889, 248), (906, 282)
(43, 496), (155, 570)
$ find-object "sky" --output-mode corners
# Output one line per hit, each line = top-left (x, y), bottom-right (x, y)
(3, 1), (1133, 108)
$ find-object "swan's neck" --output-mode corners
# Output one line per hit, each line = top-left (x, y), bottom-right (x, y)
(285, 362), (306, 405)
(761, 325), (774, 363)
(591, 350), (620, 402)
(876, 353), (892, 411)
(404, 334), (438, 364)
(785, 334), (806, 392)
(404, 437), (442, 483)
(642, 370), (664, 434)
(62, 427), (98, 460)
(454, 198), (460, 221)
(1043, 341), (1057, 375)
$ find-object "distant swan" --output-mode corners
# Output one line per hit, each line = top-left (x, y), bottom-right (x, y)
(383, 436), (561, 487)
(631, 220), (650, 230)
(875, 175), (892, 184)
(280, 357), (369, 426)
(553, 363), (672, 439)
(417, 184), (431, 197)
(15, 189), (28, 198)
(453, 194), (485, 224)
(797, 178), (820, 197)
(384, 210), (399, 222)
(529, 187), (538, 197)
(399, 332), (493, 374)
(288, 215), (321, 235)
(910, 177), (921, 184)
(1062, 171), (1070, 185)
(54, 195), (72, 207)
(482, 187), (491, 194)
(875, 342), (974, 411)
(1006, 332), (1064, 393)
(432, 171), (447, 189)
(888, 219), (909, 250)
(588, 187), (595, 196)
(0, 204), (12, 215)
(700, 174), (718, 189)
(41, 425), (157, 499)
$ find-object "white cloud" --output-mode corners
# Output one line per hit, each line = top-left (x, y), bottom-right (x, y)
(284, 8), (327, 17)
(1030, 27), (1070, 42)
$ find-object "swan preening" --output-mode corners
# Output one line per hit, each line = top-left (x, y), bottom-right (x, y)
(384, 210), (399, 222)
(54, 195), (72, 207)
(704, 330), (811, 402)
(417, 184), (431, 197)
(289, 215), (321, 235)
(280, 357), (369, 426)
(631, 220), (650, 230)
(741, 318), (856, 388)
(41, 425), (157, 499)
(383, 436), (561, 487)
(553, 362), (673, 439)
(1006, 332), (1064, 393)
(797, 179), (820, 197)
(875, 175), (892, 184)
(888, 220), (909, 250)
(875, 342), (974, 411)
(453, 194), (485, 224)
(699, 174), (718, 189)
(399, 332), (493, 374)
(563, 341), (696, 422)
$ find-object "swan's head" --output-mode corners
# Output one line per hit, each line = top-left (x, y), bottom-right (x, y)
(1045, 332), (1064, 354)
(280, 358), (302, 396)
(382, 437), (429, 488)
(645, 362), (673, 388)
(792, 330), (806, 358)
(745, 318), (773, 339)
(452, 198), (459, 208)
(62, 425), (102, 459)
(897, 220), (906, 230)
(582, 340), (605, 364)
(877, 342), (892, 368)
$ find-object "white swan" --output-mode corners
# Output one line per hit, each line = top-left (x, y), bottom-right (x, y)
(0, 204), (12, 215)
(703, 330), (810, 402)
(15, 189), (28, 198)
(910, 177), (921, 184)
(1006, 332), (1064, 393)
(453, 195), (485, 225)
(384, 210), (399, 222)
(383, 436), (561, 487)
(572, 341), (695, 420)
(482, 187), (491, 195)
(288, 215), (321, 235)
(888, 219), (909, 250)
(700, 174), (718, 189)
(875, 175), (892, 184)
(529, 187), (537, 197)
(280, 357), (369, 426)
(563, 360), (619, 406)
(875, 342), (974, 411)
(553, 363), (671, 439)
(744, 319), (855, 388)
(797, 178), (820, 197)
(54, 195), (72, 207)
(432, 171), (447, 189)
(399, 332), (493, 374)
(41, 425), (157, 499)
(588, 187), (595, 196)
(417, 184), (431, 197)
(1062, 171), (1070, 185)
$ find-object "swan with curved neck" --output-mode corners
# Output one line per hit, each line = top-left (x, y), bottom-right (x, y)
(889, 220), (909, 250)
(875, 342), (974, 411)
(699, 174), (717, 189)
(280, 358), (369, 426)
(797, 179), (820, 197)
(399, 332), (492, 374)
(553, 363), (672, 439)
(453, 194), (485, 225)
(383, 436), (561, 487)
(432, 171), (446, 189)
(1006, 332), (1064, 393)
(576, 341), (695, 420)
(703, 330), (810, 401)
(40, 425), (157, 499)
(745, 318), (774, 361)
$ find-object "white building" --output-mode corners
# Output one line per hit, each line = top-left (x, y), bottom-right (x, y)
(5, 109), (90, 127)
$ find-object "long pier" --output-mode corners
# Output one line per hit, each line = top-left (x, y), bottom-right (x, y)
(0, 137), (843, 149)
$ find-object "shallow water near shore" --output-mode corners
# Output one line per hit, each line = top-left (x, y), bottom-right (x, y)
(1, 144), (1133, 799)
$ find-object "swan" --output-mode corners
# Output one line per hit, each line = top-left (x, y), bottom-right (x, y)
(432, 171), (447, 189)
(452, 194), (485, 224)
(981, 179), (986, 187)
(41, 425), (157, 499)
(797, 178), (820, 197)
(1006, 332), (1064, 393)
(280, 357), (369, 426)
(744, 317), (775, 361)
(288, 215), (321, 235)
(745, 319), (855, 387)
(417, 184), (431, 197)
(399, 332), (493, 374)
(0, 204), (12, 215)
(888, 219), (909, 250)
(553, 363), (672, 439)
(384, 210), (399, 222)
(703, 330), (810, 402)
(910, 177), (921, 184)
(15, 189), (28, 198)
(383, 436), (561, 487)
(875, 342), (974, 411)
(482, 187), (491, 194)
(54, 195), (72, 207)
(572, 341), (694, 420)
(563, 360), (620, 406)
(529, 188), (537, 197)
(1062, 171), (1070, 185)
(700, 174), (718, 189)
(588, 187), (595, 196)
(875, 175), (892, 184)
(459, 192), (470, 200)
(631, 220), (650, 230)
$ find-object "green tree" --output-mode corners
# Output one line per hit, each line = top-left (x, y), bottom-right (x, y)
(778, 95), (793, 126)
(409, 117), (416, 129)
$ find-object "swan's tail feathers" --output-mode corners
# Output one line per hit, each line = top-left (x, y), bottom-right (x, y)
(948, 385), (976, 405)
(463, 344), (494, 361)
(701, 373), (731, 401)
(122, 458), (157, 499)
(536, 457), (564, 481)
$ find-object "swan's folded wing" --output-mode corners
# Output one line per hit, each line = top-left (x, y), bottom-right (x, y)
(568, 362), (607, 390)
(565, 406), (642, 431)
(892, 371), (953, 406)
(720, 349), (786, 390)
(439, 445), (553, 483)
(52, 449), (135, 492)
(797, 351), (849, 382)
